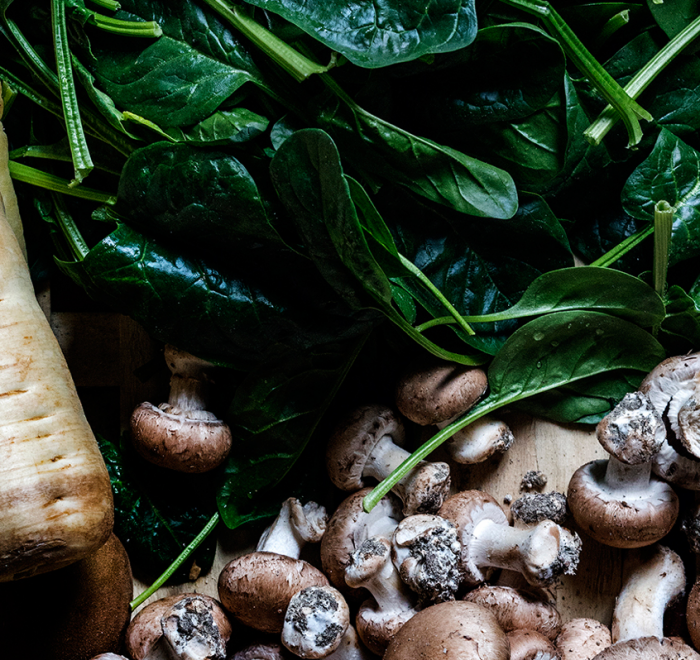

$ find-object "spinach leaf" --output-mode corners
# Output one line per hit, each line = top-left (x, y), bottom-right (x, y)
(163, 108), (269, 146)
(217, 337), (365, 528)
(97, 434), (217, 579)
(647, 0), (700, 48)
(87, 0), (268, 128)
(659, 284), (700, 353)
(240, 0), (478, 68)
(621, 128), (700, 265)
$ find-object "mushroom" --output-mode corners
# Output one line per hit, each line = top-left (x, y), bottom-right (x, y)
(463, 585), (562, 641)
(131, 344), (233, 473)
(383, 600), (510, 660)
(510, 492), (568, 525)
(344, 536), (419, 655)
(0, 533), (133, 660)
(320, 488), (403, 599)
(282, 585), (350, 659)
(438, 490), (581, 588)
(390, 514), (462, 603)
(567, 391), (678, 548)
(325, 404), (450, 515)
(556, 619), (611, 660)
(231, 643), (291, 660)
(507, 630), (559, 660)
(590, 637), (700, 659)
(126, 593), (232, 660)
(218, 498), (330, 633)
(90, 656), (130, 660)
(394, 361), (515, 464)
(686, 578), (700, 651)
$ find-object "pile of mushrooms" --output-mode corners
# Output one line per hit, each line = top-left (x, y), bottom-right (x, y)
(100, 351), (700, 660)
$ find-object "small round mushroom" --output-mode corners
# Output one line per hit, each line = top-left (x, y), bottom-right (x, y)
(508, 629), (559, 660)
(326, 404), (450, 515)
(131, 345), (233, 472)
(344, 536), (419, 655)
(568, 391), (678, 548)
(320, 488), (403, 599)
(383, 600), (510, 660)
(556, 619), (611, 660)
(390, 514), (462, 604)
(126, 593), (232, 660)
(463, 585), (562, 641)
(443, 415), (515, 464)
(257, 497), (328, 557)
(438, 490), (581, 588)
(282, 585), (350, 659)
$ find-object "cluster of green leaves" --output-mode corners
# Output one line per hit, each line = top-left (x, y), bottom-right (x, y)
(4, 0), (700, 573)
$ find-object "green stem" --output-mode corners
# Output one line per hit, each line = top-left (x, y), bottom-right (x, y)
(88, 13), (162, 37)
(590, 223), (654, 268)
(398, 254), (475, 336)
(89, 0), (121, 9)
(585, 13), (700, 145)
(130, 512), (221, 611)
(498, 0), (651, 147)
(199, 0), (332, 82)
(591, 10), (630, 51)
(9, 161), (116, 204)
(52, 0), (93, 185)
(52, 193), (89, 261)
(653, 200), (673, 299)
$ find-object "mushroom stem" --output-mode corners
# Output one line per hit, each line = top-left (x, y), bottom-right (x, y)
(257, 498), (327, 558)
(167, 374), (209, 412)
(364, 436), (412, 484)
(604, 456), (652, 492)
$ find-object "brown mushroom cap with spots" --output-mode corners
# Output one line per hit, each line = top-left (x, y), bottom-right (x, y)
(383, 600), (510, 660)
(556, 618), (612, 660)
(507, 629), (559, 660)
(590, 637), (700, 659)
(687, 578), (700, 651)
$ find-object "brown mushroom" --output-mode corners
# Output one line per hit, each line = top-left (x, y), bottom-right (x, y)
(320, 488), (403, 599)
(556, 619), (611, 660)
(590, 637), (700, 659)
(438, 490), (581, 588)
(0, 533), (132, 660)
(508, 629), (559, 660)
(126, 593), (232, 660)
(687, 578), (700, 651)
(383, 600), (510, 660)
(231, 643), (291, 660)
(463, 585), (562, 641)
(326, 404), (450, 515)
(131, 344), (232, 473)
(567, 392), (678, 548)
(90, 656), (130, 660)
(443, 415), (515, 464)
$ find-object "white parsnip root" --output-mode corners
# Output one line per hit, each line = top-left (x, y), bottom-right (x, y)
(0, 112), (113, 581)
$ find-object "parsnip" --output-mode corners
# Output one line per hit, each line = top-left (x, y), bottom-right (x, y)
(0, 116), (113, 581)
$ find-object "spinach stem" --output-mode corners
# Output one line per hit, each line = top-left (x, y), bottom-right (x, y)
(585, 13), (700, 145)
(52, 0), (93, 186)
(592, 10), (630, 51)
(199, 0), (333, 82)
(52, 193), (89, 261)
(397, 254), (475, 336)
(130, 512), (221, 611)
(589, 224), (654, 268)
(497, 0), (650, 147)
(653, 200), (673, 298)
(88, 14), (162, 37)
(89, 0), (121, 9)
(8, 161), (117, 204)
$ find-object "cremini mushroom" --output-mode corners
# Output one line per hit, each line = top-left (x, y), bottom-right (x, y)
(507, 629), (559, 660)
(463, 585), (562, 641)
(556, 619), (611, 660)
(231, 643), (290, 660)
(438, 490), (581, 588)
(686, 578), (700, 651)
(126, 593), (232, 660)
(326, 404), (450, 515)
(344, 536), (419, 655)
(131, 344), (232, 473)
(320, 488), (403, 599)
(590, 637), (700, 659)
(383, 600), (510, 660)
(390, 513), (462, 604)
(257, 497), (328, 556)
(568, 391), (678, 548)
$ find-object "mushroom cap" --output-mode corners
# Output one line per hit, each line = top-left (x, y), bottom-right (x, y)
(445, 416), (515, 464)
(282, 585), (350, 659)
(126, 593), (232, 660)
(438, 490), (509, 585)
(652, 439), (700, 490)
(320, 488), (403, 599)
(395, 361), (488, 426)
(596, 392), (665, 465)
(131, 402), (233, 473)
(161, 595), (230, 660)
(326, 405), (405, 492)
(164, 344), (214, 376)
(639, 353), (700, 419)
(567, 460), (679, 548)
(556, 618), (611, 660)
(355, 597), (417, 656)
(688, 579), (700, 651)
(383, 600), (510, 660)
(507, 629), (559, 660)
(218, 552), (329, 633)
(90, 656), (130, 660)
(0, 533), (133, 660)
(463, 585), (562, 641)
(231, 643), (291, 660)
(591, 637), (700, 659)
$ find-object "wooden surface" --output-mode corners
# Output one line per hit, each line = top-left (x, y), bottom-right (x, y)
(44, 277), (693, 634)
